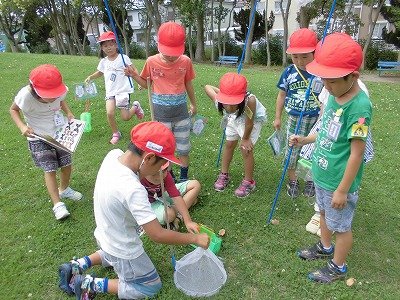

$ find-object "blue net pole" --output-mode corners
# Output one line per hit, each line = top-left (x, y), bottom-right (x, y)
(103, 0), (133, 88)
(267, 0), (337, 224)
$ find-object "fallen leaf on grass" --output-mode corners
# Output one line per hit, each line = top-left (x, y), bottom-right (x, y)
(346, 278), (356, 287)
(218, 229), (226, 236)
(271, 219), (279, 225)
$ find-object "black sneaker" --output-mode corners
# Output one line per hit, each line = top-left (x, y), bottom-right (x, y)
(308, 260), (347, 283)
(303, 181), (315, 197)
(73, 274), (97, 300)
(59, 260), (82, 295)
(297, 241), (334, 260)
(287, 180), (300, 198)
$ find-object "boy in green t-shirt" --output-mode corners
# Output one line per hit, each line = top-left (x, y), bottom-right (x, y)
(289, 33), (372, 283)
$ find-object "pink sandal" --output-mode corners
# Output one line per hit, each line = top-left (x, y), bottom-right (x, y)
(109, 131), (121, 144)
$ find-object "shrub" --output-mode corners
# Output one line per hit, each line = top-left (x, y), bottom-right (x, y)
(362, 40), (398, 70)
(252, 34), (283, 66)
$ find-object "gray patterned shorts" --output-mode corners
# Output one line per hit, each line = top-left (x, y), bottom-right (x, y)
(28, 140), (72, 172)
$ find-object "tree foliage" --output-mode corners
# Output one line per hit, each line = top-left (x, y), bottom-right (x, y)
(233, 9), (274, 43)
(381, 0), (400, 48)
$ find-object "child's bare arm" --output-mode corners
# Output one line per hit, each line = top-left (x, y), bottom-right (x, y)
(124, 65), (147, 88)
(85, 70), (103, 83)
(172, 196), (199, 233)
(274, 90), (286, 130)
(60, 101), (74, 120)
(204, 85), (219, 103)
(241, 96), (256, 152)
(332, 139), (365, 209)
(185, 80), (197, 115)
(10, 103), (32, 136)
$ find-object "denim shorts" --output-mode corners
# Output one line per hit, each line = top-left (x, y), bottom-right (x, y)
(315, 184), (358, 233)
(97, 249), (162, 299)
(28, 140), (71, 172)
(159, 118), (191, 156)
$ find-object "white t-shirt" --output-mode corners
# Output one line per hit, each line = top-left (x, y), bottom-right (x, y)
(97, 54), (134, 98)
(14, 86), (66, 140)
(93, 149), (157, 260)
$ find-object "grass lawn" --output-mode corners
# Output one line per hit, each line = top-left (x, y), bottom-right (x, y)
(0, 52), (399, 300)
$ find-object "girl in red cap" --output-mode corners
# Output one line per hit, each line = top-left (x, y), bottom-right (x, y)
(9, 64), (82, 220)
(205, 72), (267, 198)
(84, 31), (144, 144)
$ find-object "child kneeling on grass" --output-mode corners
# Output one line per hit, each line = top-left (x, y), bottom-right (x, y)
(9, 64), (82, 220)
(58, 122), (209, 299)
(290, 33), (372, 283)
(141, 161), (200, 232)
(205, 72), (267, 198)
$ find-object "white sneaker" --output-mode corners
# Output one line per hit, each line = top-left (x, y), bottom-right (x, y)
(59, 187), (83, 201)
(306, 213), (320, 235)
(53, 202), (70, 220)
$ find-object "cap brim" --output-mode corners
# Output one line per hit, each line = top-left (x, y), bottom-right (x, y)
(97, 38), (115, 43)
(306, 60), (354, 78)
(158, 43), (184, 56)
(286, 47), (315, 54)
(160, 155), (182, 166)
(33, 84), (67, 98)
(216, 91), (245, 105)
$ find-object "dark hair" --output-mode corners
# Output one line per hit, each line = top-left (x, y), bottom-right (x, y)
(29, 83), (41, 100)
(99, 40), (119, 58)
(127, 142), (165, 163)
(217, 92), (248, 118)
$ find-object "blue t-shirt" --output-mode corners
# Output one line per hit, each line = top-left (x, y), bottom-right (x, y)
(277, 64), (321, 116)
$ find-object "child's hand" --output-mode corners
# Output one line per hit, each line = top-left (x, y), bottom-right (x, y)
(240, 139), (253, 153)
(189, 104), (197, 116)
(84, 76), (91, 84)
(185, 221), (200, 234)
(273, 118), (281, 130)
(288, 135), (304, 147)
(331, 190), (347, 209)
(124, 65), (138, 77)
(21, 125), (34, 137)
(67, 113), (75, 121)
(195, 233), (210, 250)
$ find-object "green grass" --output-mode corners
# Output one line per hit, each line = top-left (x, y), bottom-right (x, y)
(0, 52), (399, 299)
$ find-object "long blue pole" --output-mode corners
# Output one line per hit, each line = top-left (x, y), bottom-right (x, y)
(267, 0), (337, 224)
(103, 0), (133, 88)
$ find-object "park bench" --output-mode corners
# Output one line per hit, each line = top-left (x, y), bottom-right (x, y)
(214, 55), (239, 66)
(377, 61), (400, 76)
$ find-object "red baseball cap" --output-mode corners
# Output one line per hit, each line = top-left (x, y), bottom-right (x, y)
(131, 121), (181, 166)
(98, 31), (116, 43)
(29, 64), (67, 98)
(216, 72), (247, 105)
(286, 28), (318, 54)
(157, 22), (185, 56)
(306, 33), (363, 78)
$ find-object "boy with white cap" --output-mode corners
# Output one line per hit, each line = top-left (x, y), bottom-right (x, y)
(290, 33), (372, 283)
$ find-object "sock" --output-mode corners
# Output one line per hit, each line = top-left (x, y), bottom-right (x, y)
(76, 256), (91, 270)
(180, 166), (189, 181)
(322, 245), (333, 253)
(93, 277), (108, 293)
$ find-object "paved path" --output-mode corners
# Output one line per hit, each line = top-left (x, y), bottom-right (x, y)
(361, 73), (399, 84)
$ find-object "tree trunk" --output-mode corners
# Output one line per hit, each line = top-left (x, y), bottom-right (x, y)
(361, 0), (385, 70)
(223, 0), (237, 56)
(188, 24), (194, 59)
(281, 0), (292, 66)
(298, 6), (311, 28)
(338, 0), (355, 32)
(144, 0), (161, 33)
(195, 10), (205, 62)
(265, 1), (271, 67)
(244, 0), (256, 64)
(210, 0), (215, 62)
